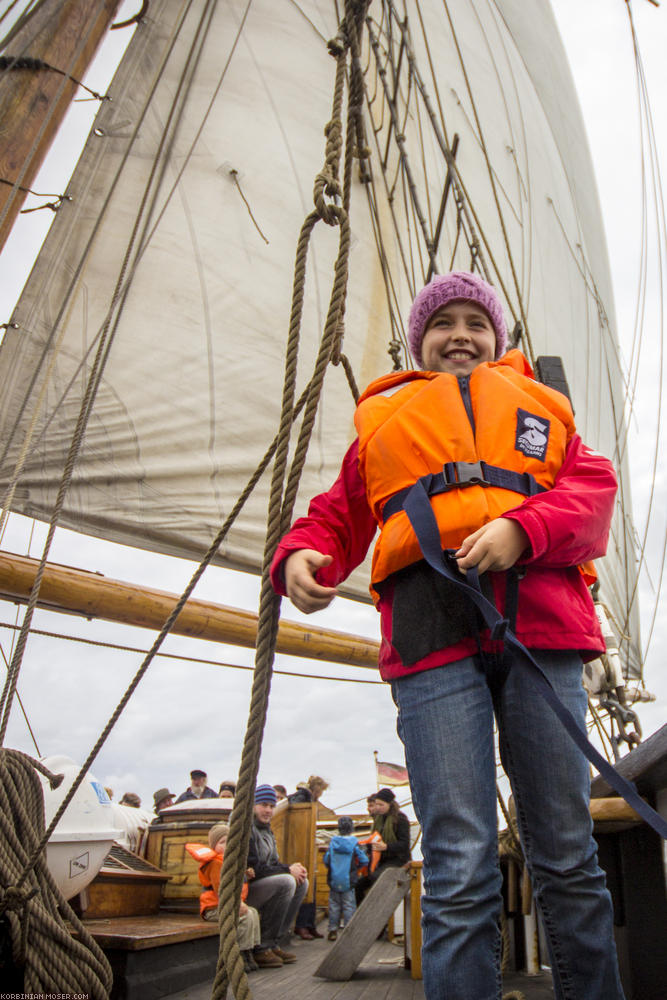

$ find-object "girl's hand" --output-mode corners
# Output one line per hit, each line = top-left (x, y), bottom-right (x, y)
(455, 518), (529, 575)
(284, 549), (338, 613)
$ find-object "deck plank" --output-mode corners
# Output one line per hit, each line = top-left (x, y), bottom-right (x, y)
(162, 926), (554, 1000)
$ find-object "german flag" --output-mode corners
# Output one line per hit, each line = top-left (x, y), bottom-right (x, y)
(375, 759), (409, 787)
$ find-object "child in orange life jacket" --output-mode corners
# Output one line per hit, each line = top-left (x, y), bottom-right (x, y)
(185, 822), (260, 974)
(271, 273), (625, 1000)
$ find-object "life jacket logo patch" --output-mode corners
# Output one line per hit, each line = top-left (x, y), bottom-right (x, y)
(515, 408), (550, 460)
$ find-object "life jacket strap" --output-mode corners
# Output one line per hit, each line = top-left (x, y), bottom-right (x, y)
(382, 461), (546, 522)
(401, 477), (667, 842)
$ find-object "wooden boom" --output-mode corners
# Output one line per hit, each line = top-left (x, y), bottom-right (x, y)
(0, 551), (380, 669)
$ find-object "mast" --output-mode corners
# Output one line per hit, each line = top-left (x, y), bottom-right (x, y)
(0, 551), (380, 668)
(0, 0), (122, 250)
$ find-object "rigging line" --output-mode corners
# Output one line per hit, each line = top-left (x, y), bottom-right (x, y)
(411, 0), (450, 151)
(445, 87), (522, 228)
(0, 54), (111, 100)
(0, 621), (383, 684)
(0, 1), (111, 235)
(362, 51), (419, 301)
(545, 197), (632, 414)
(0, 0), (45, 44)
(0, 612), (41, 756)
(626, 3), (667, 424)
(615, 110), (666, 641)
(388, 11), (516, 328)
(214, 18), (363, 996)
(587, 700), (617, 765)
(480, 0), (532, 297)
(625, 0), (667, 389)
(286, 0), (327, 43)
(0, 0), (200, 477)
(380, 12), (406, 170)
(427, 133), (459, 283)
(448, 204), (463, 270)
(0, 0), (222, 736)
(367, 18), (437, 274)
(624, 27), (650, 401)
(440, 0), (530, 355)
(362, 161), (411, 363)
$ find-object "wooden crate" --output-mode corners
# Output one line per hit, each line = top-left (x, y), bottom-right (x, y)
(145, 821), (214, 908)
(84, 845), (171, 919)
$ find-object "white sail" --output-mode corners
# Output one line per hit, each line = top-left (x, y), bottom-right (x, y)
(0, 0), (640, 673)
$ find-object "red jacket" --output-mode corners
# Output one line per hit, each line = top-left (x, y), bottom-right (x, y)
(270, 358), (617, 681)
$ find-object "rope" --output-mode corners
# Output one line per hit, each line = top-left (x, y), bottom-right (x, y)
(0, 55), (110, 101)
(0, 749), (112, 997)
(211, 6), (368, 998)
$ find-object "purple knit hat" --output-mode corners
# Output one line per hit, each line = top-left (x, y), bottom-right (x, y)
(407, 271), (508, 369)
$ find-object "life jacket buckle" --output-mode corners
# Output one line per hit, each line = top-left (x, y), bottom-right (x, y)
(448, 461), (490, 487)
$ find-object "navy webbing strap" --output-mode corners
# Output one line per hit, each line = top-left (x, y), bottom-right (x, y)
(382, 461), (546, 522)
(401, 478), (667, 840)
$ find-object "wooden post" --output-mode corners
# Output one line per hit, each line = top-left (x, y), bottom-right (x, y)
(404, 860), (423, 979)
(0, 0), (122, 250)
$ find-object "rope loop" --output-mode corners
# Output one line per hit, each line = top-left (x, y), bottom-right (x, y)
(0, 884), (38, 915)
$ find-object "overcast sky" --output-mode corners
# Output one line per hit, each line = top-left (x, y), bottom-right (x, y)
(0, 0), (664, 817)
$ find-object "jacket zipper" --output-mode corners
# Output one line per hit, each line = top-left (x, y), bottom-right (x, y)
(457, 375), (476, 436)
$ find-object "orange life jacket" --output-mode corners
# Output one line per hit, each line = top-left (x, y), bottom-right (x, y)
(185, 842), (248, 916)
(354, 350), (590, 598)
(357, 830), (383, 874)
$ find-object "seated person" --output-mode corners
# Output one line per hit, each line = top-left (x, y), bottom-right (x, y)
(218, 780), (236, 798)
(176, 768), (218, 802)
(186, 823), (260, 974)
(246, 784), (309, 967)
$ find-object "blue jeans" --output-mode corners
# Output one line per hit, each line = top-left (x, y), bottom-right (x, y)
(328, 888), (356, 929)
(391, 651), (625, 1000)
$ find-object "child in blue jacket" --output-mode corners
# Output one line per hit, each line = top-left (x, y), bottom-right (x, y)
(323, 816), (368, 940)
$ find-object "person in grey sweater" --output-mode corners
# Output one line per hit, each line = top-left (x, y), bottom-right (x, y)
(245, 784), (309, 968)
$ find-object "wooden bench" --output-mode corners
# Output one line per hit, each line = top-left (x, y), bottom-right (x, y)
(78, 912), (219, 1000)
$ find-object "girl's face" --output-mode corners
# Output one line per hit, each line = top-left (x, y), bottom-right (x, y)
(421, 301), (496, 375)
(214, 836), (227, 854)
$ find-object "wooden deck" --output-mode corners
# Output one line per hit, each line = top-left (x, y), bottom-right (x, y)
(161, 925), (555, 1000)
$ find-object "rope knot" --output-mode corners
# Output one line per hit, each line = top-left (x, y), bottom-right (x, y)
(388, 339), (404, 371)
(0, 884), (38, 914)
(327, 34), (346, 57)
(313, 173), (342, 225)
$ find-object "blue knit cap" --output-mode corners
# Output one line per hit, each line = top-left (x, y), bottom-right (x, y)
(255, 783), (278, 804)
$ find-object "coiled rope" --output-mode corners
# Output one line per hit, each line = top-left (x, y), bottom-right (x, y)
(211, 5), (369, 999)
(0, 749), (112, 997)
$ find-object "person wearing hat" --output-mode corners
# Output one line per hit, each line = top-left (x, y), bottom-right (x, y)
(218, 780), (236, 799)
(354, 788), (411, 905)
(152, 787), (175, 814)
(271, 272), (623, 998)
(176, 769), (217, 802)
(245, 783), (309, 968)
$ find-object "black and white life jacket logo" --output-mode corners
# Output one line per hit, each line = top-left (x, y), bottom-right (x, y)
(515, 408), (550, 461)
